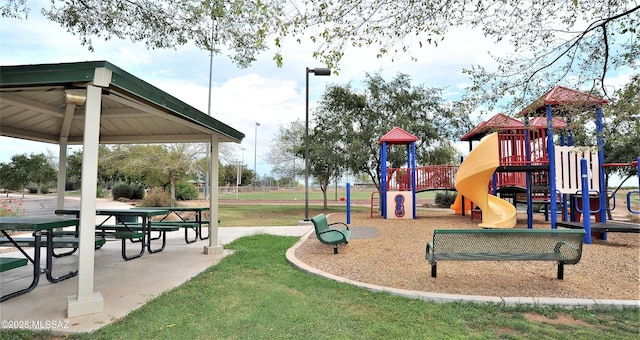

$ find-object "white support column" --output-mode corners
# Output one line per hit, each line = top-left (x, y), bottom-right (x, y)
(56, 137), (68, 211)
(204, 135), (223, 254)
(67, 83), (104, 317)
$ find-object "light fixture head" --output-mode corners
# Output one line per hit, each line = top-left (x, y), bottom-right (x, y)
(308, 68), (331, 76)
(65, 90), (87, 106)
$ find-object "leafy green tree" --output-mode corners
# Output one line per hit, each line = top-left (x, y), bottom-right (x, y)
(4, 1), (636, 106)
(602, 75), (640, 187)
(66, 149), (83, 188)
(315, 72), (471, 191)
(0, 153), (56, 196)
(27, 153), (56, 194)
(219, 162), (251, 187)
(307, 124), (346, 209)
(265, 120), (305, 188)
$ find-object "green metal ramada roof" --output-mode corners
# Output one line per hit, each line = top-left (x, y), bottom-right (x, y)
(0, 60), (245, 144)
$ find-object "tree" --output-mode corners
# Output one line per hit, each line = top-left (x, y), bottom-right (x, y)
(314, 72), (471, 191)
(308, 123), (346, 209)
(96, 144), (198, 199)
(66, 149), (83, 188)
(602, 75), (640, 187)
(265, 120), (305, 188)
(4, 1), (636, 106)
(27, 153), (57, 194)
(0, 153), (56, 196)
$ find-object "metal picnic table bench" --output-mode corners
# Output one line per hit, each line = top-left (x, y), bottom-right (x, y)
(0, 216), (82, 302)
(55, 208), (170, 260)
(425, 228), (586, 280)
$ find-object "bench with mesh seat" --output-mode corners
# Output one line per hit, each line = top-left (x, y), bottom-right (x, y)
(0, 257), (28, 272)
(310, 214), (351, 254)
(425, 229), (586, 279)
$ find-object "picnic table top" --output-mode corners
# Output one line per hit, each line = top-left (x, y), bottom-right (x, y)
(55, 208), (170, 217)
(132, 206), (210, 212)
(0, 216), (79, 231)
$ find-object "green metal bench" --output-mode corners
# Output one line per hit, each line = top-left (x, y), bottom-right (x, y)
(425, 229), (586, 279)
(0, 257), (28, 272)
(93, 229), (146, 261)
(0, 236), (106, 250)
(310, 214), (351, 254)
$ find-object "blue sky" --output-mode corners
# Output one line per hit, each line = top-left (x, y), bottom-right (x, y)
(0, 4), (635, 184)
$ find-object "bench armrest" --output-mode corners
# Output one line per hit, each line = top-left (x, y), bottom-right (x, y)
(553, 241), (582, 264)
(425, 242), (435, 256)
(328, 221), (349, 230)
(318, 229), (349, 239)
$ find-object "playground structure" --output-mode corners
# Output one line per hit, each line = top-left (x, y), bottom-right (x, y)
(458, 86), (639, 239)
(376, 86), (639, 239)
(378, 127), (463, 219)
(453, 133), (516, 228)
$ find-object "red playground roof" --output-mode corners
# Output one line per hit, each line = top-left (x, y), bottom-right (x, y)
(378, 127), (419, 145)
(528, 116), (568, 129)
(460, 113), (568, 141)
(518, 86), (608, 116)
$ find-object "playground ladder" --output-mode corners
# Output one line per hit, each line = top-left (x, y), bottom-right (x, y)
(370, 191), (379, 217)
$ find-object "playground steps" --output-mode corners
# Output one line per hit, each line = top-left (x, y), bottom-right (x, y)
(370, 192), (379, 218)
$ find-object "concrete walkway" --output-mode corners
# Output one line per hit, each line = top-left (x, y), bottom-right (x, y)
(0, 197), (312, 334)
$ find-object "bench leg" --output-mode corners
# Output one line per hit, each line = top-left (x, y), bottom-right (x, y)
(184, 226), (197, 244)
(122, 237), (145, 261)
(44, 231), (77, 283)
(431, 263), (437, 278)
(0, 232), (42, 302)
(333, 245), (338, 254)
(557, 261), (565, 280)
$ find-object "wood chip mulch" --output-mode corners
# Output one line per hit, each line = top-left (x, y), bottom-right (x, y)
(294, 209), (640, 301)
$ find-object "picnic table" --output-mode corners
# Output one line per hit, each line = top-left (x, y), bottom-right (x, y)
(55, 208), (170, 260)
(133, 206), (210, 243)
(0, 216), (80, 302)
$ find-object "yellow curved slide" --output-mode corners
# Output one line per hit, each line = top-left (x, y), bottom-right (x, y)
(453, 133), (516, 228)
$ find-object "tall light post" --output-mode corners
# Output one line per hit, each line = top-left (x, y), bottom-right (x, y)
(254, 122), (260, 191)
(305, 67), (331, 220)
(237, 147), (245, 199)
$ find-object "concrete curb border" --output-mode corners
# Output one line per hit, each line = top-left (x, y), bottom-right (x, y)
(286, 229), (639, 309)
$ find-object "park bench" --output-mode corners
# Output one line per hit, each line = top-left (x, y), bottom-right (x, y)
(425, 228), (586, 279)
(0, 257), (28, 272)
(92, 228), (146, 260)
(0, 236), (106, 250)
(144, 221), (202, 244)
(310, 214), (351, 254)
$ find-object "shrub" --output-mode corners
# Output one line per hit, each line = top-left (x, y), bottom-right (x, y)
(175, 181), (198, 201)
(140, 189), (175, 207)
(131, 183), (146, 200)
(96, 187), (106, 198)
(111, 182), (133, 200)
(434, 192), (457, 208)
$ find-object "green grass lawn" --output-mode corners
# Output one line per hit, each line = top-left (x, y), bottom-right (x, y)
(3, 234), (637, 339)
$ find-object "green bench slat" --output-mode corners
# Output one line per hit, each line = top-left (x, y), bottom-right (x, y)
(97, 224), (180, 232)
(0, 257), (28, 272)
(95, 231), (145, 239)
(147, 221), (199, 229)
(0, 237), (106, 248)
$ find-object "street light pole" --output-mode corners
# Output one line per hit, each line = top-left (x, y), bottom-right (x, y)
(305, 67), (331, 220)
(254, 122), (260, 191)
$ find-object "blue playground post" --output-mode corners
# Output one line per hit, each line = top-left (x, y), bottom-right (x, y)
(581, 158), (592, 244)
(546, 105), (558, 229)
(346, 182), (351, 224)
